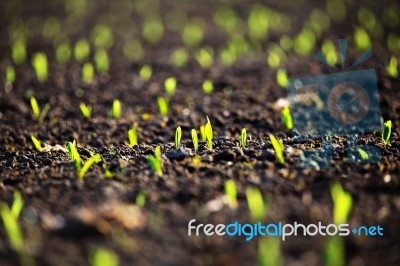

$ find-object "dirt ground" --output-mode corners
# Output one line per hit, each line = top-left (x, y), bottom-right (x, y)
(0, 0), (399, 265)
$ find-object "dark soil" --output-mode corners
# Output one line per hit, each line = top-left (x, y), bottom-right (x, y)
(0, 0), (399, 265)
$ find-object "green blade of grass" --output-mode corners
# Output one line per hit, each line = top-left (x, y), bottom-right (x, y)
(79, 154), (101, 179)
(269, 134), (284, 164)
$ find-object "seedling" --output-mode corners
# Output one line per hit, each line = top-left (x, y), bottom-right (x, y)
(240, 128), (247, 148)
(357, 148), (369, 160)
(354, 27), (371, 50)
(12, 39), (26, 64)
(79, 154), (101, 179)
(55, 41), (72, 63)
(205, 117), (213, 150)
(74, 39), (90, 62)
(0, 191), (24, 253)
(281, 106), (293, 130)
(182, 21), (204, 47)
(246, 186), (266, 222)
(157, 97), (168, 116)
(142, 18), (164, 44)
(30, 97), (51, 124)
(386, 56), (398, 78)
(79, 102), (92, 119)
(330, 182), (353, 225)
(109, 99), (121, 119)
(31, 52), (48, 83)
(269, 134), (284, 164)
(191, 129), (199, 152)
(6, 66), (15, 84)
(258, 236), (282, 266)
(135, 191), (146, 208)
(276, 69), (288, 88)
(91, 24), (114, 50)
(95, 49), (109, 74)
(382, 120), (392, 146)
(175, 126), (182, 149)
(224, 180), (238, 209)
(147, 146), (163, 176)
(324, 235), (344, 266)
(139, 65), (152, 81)
(67, 140), (101, 179)
(128, 124), (138, 147)
(90, 248), (119, 266)
(202, 79), (214, 94)
(200, 125), (206, 141)
(164, 77), (177, 96)
(169, 48), (188, 67)
(31, 136), (43, 152)
(123, 39), (143, 61)
(82, 62), (94, 84)
(195, 47), (214, 69)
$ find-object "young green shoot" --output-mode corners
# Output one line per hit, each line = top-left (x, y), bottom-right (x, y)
(191, 129), (199, 152)
(128, 124), (138, 147)
(386, 56), (398, 78)
(135, 191), (146, 208)
(205, 117), (213, 150)
(200, 125), (206, 141)
(195, 47), (214, 69)
(74, 39), (90, 62)
(31, 136), (43, 152)
(147, 146), (163, 176)
(109, 99), (121, 119)
(164, 77), (177, 96)
(240, 128), (247, 149)
(258, 236), (282, 266)
(139, 65), (152, 81)
(12, 39), (26, 65)
(202, 79), (214, 94)
(324, 235), (344, 266)
(95, 49), (109, 74)
(330, 182), (353, 225)
(90, 248), (119, 266)
(31, 52), (48, 83)
(82, 62), (94, 84)
(30, 97), (51, 124)
(281, 106), (293, 130)
(66, 140), (101, 179)
(79, 154), (101, 180)
(246, 187), (266, 222)
(79, 102), (92, 119)
(269, 134), (284, 164)
(382, 120), (392, 146)
(157, 97), (168, 116)
(0, 191), (24, 253)
(6, 66), (15, 85)
(357, 148), (369, 160)
(175, 126), (182, 149)
(224, 180), (238, 209)
(276, 68), (288, 88)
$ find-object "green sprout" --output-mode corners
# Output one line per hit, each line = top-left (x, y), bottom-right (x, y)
(123, 39), (144, 62)
(157, 97), (168, 116)
(90, 248), (119, 266)
(330, 182), (353, 225)
(246, 187), (267, 222)
(269, 134), (284, 164)
(247, 5), (269, 43)
(74, 39), (90, 62)
(91, 24), (114, 50)
(55, 41), (72, 64)
(6, 66), (15, 84)
(128, 124), (138, 147)
(82, 62), (94, 84)
(382, 120), (392, 146)
(281, 106), (293, 130)
(276, 69), (288, 88)
(200, 125), (206, 141)
(79, 102), (92, 119)
(67, 140), (101, 179)
(357, 148), (369, 160)
(195, 47), (214, 69)
(182, 21), (204, 47)
(326, 0), (346, 22)
(31, 52), (48, 83)
(95, 49), (109, 74)
(354, 27), (371, 50)
(322, 40), (338, 65)
(12, 40), (27, 65)
(135, 191), (146, 208)
(386, 56), (398, 78)
(0, 191), (24, 253)
(30, 96), (51, 124)
(202, 79), (214, 94)
(169, 48), (188, 67)
(142, 18), (164, 44)
(147, 146), (163, 176)
(42, 17), (60, 40)
(258, 236), (282, 266)
(31, 136), (43, 152)
(139, 65), (152, 81)
(191, 129), (199, 152)
(294, 29), (316, 56)
(109, 99), (121, 119)
(324, 235), (344, 266)
(205, 117), (213, 150)
(175, 126), (182, 149)
(164, 77), (177, 96)
(240, 128), (247, 148)
(224, 180), (238, 209)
